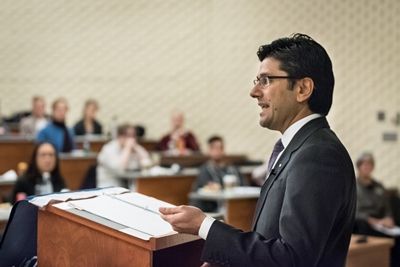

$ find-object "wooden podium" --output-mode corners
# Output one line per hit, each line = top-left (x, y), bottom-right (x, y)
(38, 204), (204, 266)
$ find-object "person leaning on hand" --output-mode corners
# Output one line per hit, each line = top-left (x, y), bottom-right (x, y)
(160, 33), (356, 267)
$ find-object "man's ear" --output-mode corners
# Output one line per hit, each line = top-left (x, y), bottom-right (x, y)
(296, 78), (314, 103)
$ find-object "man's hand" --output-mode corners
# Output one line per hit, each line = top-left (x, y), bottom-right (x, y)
(379, 217), (395, 228)
(368, 216), (395, 228)
(159, 205), (206, 235)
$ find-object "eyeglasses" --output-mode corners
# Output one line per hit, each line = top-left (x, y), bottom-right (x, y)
(253, 76), (299, 87)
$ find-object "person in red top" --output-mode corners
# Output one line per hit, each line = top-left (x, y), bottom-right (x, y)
(157, 110), (200, 155)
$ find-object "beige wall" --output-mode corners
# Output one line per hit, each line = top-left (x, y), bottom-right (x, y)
(1, 0), (399, 188)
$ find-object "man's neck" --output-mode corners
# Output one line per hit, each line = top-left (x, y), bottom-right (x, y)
(279, 109), (314, 134)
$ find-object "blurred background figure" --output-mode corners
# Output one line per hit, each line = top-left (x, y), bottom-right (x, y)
(73, 99), (103, 136)
(157, 110), (200, 155)
(12, 142), (65, 203)
(19, 96), (49, 136)
(97, 123), (151, 188)
(251, 160), (268, 186)
(354, 152), (400, 267)
(36, 98), (75, 153)
(191, 135), (246, 212)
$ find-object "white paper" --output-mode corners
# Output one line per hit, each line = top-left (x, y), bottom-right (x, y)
(372, 224), (400, 237)
(114, 192), (175, 214)
(68, 195), (175, 237)
(29, 187), (130, 207)
(52, 202), (74, 210)
(0, 170), (17, 181)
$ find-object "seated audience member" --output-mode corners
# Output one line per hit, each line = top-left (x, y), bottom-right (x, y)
(354, 152), (400, 267)
(73, 99), (103, 136)
(19, 96), (49, 136)
(157, 111), (200, 155)
(191, 135), (246, 212)
(0, 119), (7, 135)
(12, 142), (65, 203)
(97, 123), (151, 188)
(36, 98), (75, 153)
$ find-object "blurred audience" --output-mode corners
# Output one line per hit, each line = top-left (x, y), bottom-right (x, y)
(251, 160), (268, 186)
(19, 96), (49, 136)
(73, 99), (103, 136)
(97, 123), (151, 188)
(354, 152), (400, 267)
(12, 142), (65, 203)
(157, 111), (200, 155)
(191, 135), (246, 212)
(36, 98), (75, 153)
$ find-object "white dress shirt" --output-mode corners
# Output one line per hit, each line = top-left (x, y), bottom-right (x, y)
(198, 113), (323, 240)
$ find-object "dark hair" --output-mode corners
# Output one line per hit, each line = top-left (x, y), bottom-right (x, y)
(257, 33), (334, 116)
(117, 123), (135, 137)
(208, 135), (223, 145)
(135, 125), (146, 138)
(356, 152), (375, 169)
(25, 142), (62, 183)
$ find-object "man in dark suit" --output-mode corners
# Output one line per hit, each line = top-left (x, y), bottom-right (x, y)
(160, 33), (356, 267)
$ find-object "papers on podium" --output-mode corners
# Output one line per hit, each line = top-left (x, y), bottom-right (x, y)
(371, 224), (400, 237)
(68, 193), (175, 238)
(29, 187), (129, 207)
(30, 188), (177, 240)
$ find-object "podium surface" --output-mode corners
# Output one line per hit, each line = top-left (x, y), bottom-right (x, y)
(38, 200), (204, 266)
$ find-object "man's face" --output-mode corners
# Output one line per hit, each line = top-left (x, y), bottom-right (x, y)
(119, 127), (136, 146)
(250, 57), (299, 132)
(171, 113), (184, 130)
(52, 102), (68, 122)
(358, 161), (374, 177)
(33, 99), (46, 117)
(208, 140), (224, 161)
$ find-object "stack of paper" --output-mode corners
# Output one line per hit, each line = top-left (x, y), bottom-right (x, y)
(29, 187), (129, 207)
(68, 193), (175, 238)
(372, 224), (400, 237)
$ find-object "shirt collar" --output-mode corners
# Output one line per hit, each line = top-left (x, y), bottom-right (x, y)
(281, 113), (323, 148)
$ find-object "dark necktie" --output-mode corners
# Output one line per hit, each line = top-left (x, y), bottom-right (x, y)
(267, 139), (284, 174)
(252, 138), (285, 230)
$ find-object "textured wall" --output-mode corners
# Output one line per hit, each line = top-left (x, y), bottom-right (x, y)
(1, 0), (399, 188)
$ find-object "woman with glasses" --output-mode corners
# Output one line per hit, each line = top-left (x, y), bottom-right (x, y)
(12, 142), (65, 203)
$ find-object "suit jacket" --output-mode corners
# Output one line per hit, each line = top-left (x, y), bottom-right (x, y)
(201, 117), (356, 267)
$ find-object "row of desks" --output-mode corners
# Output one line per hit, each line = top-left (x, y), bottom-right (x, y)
(0, 135), (158, 174)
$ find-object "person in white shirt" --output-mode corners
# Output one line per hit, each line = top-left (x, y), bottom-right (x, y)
(20, 96), (49, 136)
(97, 123), (151, 188)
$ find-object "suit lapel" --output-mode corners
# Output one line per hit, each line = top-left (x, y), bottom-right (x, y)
(251, 117), (330, 230)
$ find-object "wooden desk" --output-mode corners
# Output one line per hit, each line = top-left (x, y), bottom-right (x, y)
(190, 187), (260, 231)
(160, 154), (248, 168)
(0, 136), (157, 175)
(133, 171), (197, 206)
(0, 137), (34, 173)
(139, 140), (159, 152)
(38, 203), (204, 266)
(75, 135), (108, 153)
(347, 235), (394, 267)
(59, 153), (97, 190)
